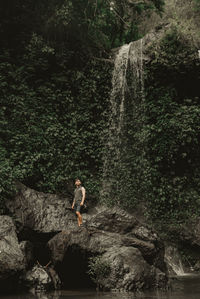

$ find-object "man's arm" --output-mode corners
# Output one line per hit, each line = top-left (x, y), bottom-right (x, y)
(80, 187), (86, 206)
(72, 198), (75, 209)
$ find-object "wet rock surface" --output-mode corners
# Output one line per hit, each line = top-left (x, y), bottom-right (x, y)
(48, 207), (167, 291)
(6, 183), (76, 233)
(0, 215), (25, 280)
(20, 240), (34, 268)
(5, 184), (168, 292)
(22, 264), (61, 292)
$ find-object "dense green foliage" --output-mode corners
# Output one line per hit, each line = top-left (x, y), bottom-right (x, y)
(100, 24), (200, 229)
(145, 28), (200, 225)
(88, 255), (111, 289)
(46, 0), (164, 49)
(1, 0), (200, 229)
(0, 51), (111, 196)
(194, 0), (200, 10)
(0, 0), (164, 210)
(0, 1), (111, 205)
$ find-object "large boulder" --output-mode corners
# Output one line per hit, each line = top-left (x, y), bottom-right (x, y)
(22, 264), (61, 292)
(0, 216), (25, 282)
(48, 207), (167, 291)
(101, 246), (165, 291)
(86, 206), (166, 271)
(6, 184), (168, 291)
(160, 219), (200, 273)
(6, 183), (76, 233)
(19, 240), (34, 268)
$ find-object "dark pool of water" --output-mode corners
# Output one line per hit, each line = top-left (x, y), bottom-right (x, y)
(1, 274), (200, 299)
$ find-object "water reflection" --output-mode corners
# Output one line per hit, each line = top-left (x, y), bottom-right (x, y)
(1, 275), (200, 299)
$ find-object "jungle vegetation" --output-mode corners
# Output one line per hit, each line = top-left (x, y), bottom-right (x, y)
(1, 0), (200, 229)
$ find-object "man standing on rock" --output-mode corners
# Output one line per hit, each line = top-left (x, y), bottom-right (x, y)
(71, 178), (86, 227)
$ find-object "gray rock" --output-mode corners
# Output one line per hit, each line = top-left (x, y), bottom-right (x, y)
(85, 206), (138, 233)
(6, 184), (167, 291)
(6, 183), (76, 233)
(0, 215), (25, 280)
(48, 223), (167, 291)
(193, 260), (200, 272)
(166, 218), (200, 265)
(47, 266), (61, 290)
(168, 219), (200, 270)
(101, 246), (165, 291)
(87, 206), (166, 272)
(179, 219), (200, 247)
(23, 264), (57, 292)
(20, 240), (34, 268)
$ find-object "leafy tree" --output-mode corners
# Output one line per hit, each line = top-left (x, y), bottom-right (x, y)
(39, 0), (165, 53)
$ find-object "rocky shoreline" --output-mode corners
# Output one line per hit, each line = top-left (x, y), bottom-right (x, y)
(1, 183), (168, 293)
(2, 183), (200, 294)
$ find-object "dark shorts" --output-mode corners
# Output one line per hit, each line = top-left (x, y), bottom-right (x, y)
(74, 202), (82, 213)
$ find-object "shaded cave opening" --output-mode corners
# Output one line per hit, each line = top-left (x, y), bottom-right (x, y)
(18, 228), (57, 266)
(55, 245), (96, 290)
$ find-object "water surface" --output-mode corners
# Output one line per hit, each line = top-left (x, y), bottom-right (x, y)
(1, 274), (200, 299)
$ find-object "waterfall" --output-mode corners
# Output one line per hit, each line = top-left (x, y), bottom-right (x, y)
(101, 38), (146, 205)
(165, 246), (185, 276)
(114, 44), (130, 132)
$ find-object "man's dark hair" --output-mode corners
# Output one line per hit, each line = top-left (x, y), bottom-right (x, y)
(75, 178), (81, 183)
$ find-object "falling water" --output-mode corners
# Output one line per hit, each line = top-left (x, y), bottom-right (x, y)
(165, 246), (185, 276)
(113, 43), (131, 131)
(101, 38), (146, 204)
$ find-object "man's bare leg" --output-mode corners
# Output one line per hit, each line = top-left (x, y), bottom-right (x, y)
(76, 211), (82, 226)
